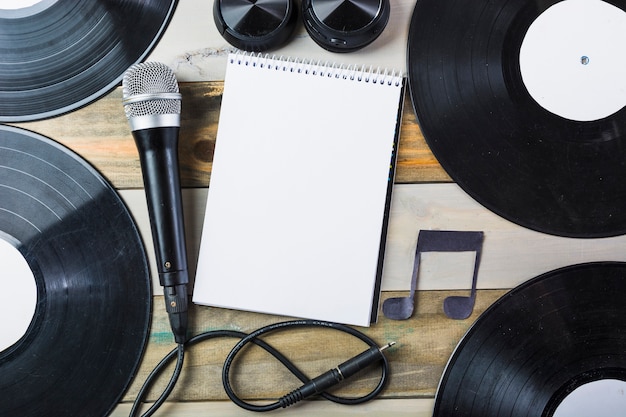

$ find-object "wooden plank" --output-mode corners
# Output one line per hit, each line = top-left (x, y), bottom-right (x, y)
(383, 184), (626, 291)
(111, 398), (436, 417)
(11, 83), (449, 190)
(123, 290), (507, 403)
(147, 0), (417, 82)
(112, 398), (435, 417)
(5, 0), (621, 413)
(119, 185), (626, 297)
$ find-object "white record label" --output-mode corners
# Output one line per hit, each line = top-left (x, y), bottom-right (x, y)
(520, 0), (626, 121)
(0, 0), (42, 8)
(0, 236), (36, 352)
(553, 379), (626, 417)
(0, 1), (58, 18)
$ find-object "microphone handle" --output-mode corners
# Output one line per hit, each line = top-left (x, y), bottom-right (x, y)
(133, 126), (189, 344)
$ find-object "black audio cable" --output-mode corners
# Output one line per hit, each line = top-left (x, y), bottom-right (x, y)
(129, 319), (395, 417)
(121, 64), (395, 416)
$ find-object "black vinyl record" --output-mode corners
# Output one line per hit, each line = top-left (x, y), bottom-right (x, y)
(0, 125), (151, 416)
(407, 0), (626, 238)
(0, 0), (177, 122)
(434, 262), (626, 416)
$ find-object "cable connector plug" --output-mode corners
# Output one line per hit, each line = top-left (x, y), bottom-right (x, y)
(279, 342), (396, 408)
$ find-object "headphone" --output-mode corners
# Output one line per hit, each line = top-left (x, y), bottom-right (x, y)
(213, 0), (390, 53)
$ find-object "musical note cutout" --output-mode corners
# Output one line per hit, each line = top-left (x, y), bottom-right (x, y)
(382, 230), (484, 320)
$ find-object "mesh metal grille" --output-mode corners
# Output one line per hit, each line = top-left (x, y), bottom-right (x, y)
(122, 62), (181, 119)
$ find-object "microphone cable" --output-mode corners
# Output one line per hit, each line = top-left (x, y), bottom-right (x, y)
(122, 62), (394, 416)
(129, 319), (394, 417)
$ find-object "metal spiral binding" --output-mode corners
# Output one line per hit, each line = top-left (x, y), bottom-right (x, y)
(230, 51), (403, 86)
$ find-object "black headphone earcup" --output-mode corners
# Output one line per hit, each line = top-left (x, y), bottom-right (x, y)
(214, 0), (298, 52)
(301, 0), (390, 53)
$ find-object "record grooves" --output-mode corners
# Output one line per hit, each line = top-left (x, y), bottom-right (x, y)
(434, 262), (626, 416)
(0, 125), (151, 416)
(407, 0), (626, 238)
(0, 0), (177, 122)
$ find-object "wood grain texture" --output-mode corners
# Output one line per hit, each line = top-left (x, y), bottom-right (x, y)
(124, 290), (506, 404)
(111, 398), (436, 417)
(9, 79), (614, 415)
(3, 1), (561, 415)
(118, 184), (626, 299)
(11, 83), (450, 190)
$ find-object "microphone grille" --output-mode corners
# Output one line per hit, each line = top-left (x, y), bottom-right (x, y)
(122, 62), (181, 119)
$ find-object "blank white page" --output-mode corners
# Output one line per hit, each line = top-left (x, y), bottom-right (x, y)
(193, 53), (404, 327)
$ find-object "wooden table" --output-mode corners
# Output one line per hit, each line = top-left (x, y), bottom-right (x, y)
(9, 1), (626, 415)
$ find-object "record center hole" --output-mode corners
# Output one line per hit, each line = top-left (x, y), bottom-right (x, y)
(0, 237), (37, 353)
(552, 379), (626, 417)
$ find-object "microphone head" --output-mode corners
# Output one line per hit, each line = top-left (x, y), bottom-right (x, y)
(122, 62), (182, 131)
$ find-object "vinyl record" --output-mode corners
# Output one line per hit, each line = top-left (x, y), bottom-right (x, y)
(434, 262), (626, 416)
(0, 0), (177, 122)
(0, 125), (151, 416)
(407, 0), (626, 238)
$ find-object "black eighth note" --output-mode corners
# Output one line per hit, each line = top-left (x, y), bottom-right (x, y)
(382, 230), (484, 320)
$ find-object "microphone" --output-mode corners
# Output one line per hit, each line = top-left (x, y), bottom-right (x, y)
(122, 62), (188, 344)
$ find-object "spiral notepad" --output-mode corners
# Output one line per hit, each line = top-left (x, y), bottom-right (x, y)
(193, 52), (405, 326)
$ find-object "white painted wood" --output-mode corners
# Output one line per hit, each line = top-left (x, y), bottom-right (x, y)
(120, 183), (626, 297)
(147, 0), (417, 82)
(383, 184), (626, 291)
